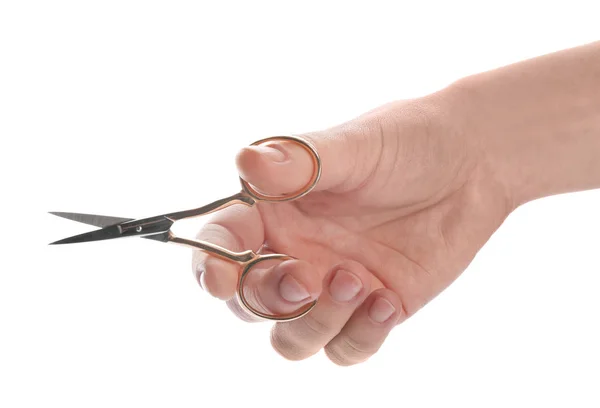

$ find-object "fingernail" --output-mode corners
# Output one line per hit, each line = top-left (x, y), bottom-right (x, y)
(369, 297), (396, 323)
(329, 269), (362, 302)
(195, 264), (204, 289)
(259, 143), (290, 163)
(279, 274), (310, 303)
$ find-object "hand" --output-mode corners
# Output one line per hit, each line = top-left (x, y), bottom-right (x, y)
(192, 41), (600, 366)
(192, 89), (513, 365)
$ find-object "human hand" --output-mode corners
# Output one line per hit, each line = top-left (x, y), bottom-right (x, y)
(192, 88), (512, 365)
(192, 41), (600, 365)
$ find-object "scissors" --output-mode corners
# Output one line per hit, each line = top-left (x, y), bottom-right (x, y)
(49, 135), (322, 322)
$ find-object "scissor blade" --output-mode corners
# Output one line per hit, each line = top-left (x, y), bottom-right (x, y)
(49, 212), (133, 228)
(49, 224), (122, 245)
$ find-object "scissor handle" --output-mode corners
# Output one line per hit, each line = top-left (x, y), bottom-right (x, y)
(237, 253), (317, 321)
(172, 234), (317, 321)
(169, 135), (323, 321)
(239, 135), (322, 202)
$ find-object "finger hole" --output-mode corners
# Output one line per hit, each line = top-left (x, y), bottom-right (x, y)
(238, 136), (322, 202)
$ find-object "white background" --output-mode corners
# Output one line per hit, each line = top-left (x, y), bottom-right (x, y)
(1, 1), (599, 407)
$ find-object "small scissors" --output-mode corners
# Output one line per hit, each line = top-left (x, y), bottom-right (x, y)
(49, 135), (322, 322)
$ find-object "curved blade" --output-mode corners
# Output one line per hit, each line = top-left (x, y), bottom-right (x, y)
(49, 212), (133, 228)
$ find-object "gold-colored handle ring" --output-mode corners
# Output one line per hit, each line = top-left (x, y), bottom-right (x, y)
(237, 254), (317, 321)
(240, 135), (322, 202)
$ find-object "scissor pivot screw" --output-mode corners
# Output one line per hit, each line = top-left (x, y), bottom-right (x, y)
(136, 226), (143, 232)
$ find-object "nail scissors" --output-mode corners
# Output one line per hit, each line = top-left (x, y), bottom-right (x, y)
(49, 135), (322, 322)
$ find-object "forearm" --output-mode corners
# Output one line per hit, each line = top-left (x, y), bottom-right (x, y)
(452, 41), (600, 207)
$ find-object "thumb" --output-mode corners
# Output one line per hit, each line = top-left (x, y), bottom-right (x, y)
(236, 129), (372, 196)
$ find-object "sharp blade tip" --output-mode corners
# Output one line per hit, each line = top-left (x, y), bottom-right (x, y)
(48, 239), (67, 245)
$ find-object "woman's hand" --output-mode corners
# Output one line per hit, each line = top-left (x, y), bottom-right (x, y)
(192, 88), (512, 365)
(192, 41), (600, 365)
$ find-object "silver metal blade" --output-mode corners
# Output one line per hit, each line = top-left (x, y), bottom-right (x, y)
(49, 224), (122, 245)
(49, 212), (133, 228)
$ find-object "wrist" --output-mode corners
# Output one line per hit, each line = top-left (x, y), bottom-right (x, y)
(447, 42), (600, 208)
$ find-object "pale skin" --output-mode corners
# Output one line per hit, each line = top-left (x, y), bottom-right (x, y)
(192, 41), (600, 365)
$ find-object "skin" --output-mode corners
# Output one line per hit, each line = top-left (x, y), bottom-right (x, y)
(192, 41), (600, 365)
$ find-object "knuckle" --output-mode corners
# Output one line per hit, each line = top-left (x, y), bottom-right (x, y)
(300, 313), (333, 337)
(324, 335), (377, 366)
(270, 325), (310, 361)
(270, 314), (333, 361)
